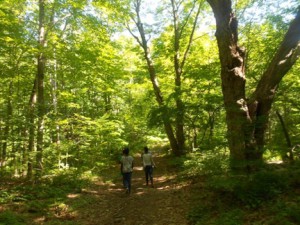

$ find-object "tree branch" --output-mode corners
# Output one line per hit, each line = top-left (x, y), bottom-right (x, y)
(180, 1), (202, 70)
(254, 7), (300, 101)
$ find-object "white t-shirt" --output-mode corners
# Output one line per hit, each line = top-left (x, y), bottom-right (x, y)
(142, 153), (153, 167)
(121, 156), (134, 173)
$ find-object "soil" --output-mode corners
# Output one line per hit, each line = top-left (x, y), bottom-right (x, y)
(67, 153), (192, 225)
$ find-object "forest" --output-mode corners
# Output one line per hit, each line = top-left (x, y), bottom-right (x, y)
(1, 0), (300, 224)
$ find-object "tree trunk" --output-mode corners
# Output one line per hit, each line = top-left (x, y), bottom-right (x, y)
(36, 0), (46, 179)
(276, 110), (293, 161)
(1, 81), (13, 168)
(27, 79), (37, 180)
(171, 0), (202, 154)
(249, 7), (300, 160)
(129, 0), (181, 155)
(129, 0), (202, 156)
(50, 63), (60, 145)
(207, 0), (300, 171)
(144, 47), (181, 155)
(171, 0), (185, 154)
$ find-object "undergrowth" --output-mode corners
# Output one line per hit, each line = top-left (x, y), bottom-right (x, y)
(0, 170), (93, 224)
(185, 154), (300, 225)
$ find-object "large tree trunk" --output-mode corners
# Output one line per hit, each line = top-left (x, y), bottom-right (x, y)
(207, 0), (300, 171)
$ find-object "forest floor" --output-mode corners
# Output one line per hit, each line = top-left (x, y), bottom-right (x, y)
(66, 153), (193, 225)
(2, 153), (300, 224)
(77, 154), (193, 225)
(0, 153), (198, 225)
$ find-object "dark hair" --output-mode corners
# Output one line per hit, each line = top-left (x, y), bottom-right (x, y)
(123, 147), (129, 155)
(144, 146), (149, 153)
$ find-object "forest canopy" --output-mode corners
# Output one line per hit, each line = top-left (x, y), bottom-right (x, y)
(0, 0), (300, 178)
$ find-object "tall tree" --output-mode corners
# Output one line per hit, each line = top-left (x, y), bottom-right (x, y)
(126, 0), (203, 155)
(207, 0), (300, 171)
(127, 0), (180, 154)
(171, 0), (202, 153)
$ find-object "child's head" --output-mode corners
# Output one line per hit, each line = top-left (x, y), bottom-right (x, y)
(123, 147), (129, 155)
(144, 146), (149, 153)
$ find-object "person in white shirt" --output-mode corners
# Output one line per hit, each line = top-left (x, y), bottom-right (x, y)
(120, 147), (134, 194)
(142, 146), (155, 187)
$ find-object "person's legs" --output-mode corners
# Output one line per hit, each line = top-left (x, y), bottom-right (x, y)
(145, 166), (151, 185)
(149, 166), (154, 187)
(127, 172), (132, 193)
(123, 172), (130, 193)
(122, 173), (126, 188)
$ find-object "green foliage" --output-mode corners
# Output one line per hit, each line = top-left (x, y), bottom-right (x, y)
(283, 205), (300, 224)
(188, 197), (245, 225)
(188, 202), (215, 224)
(188, 164), (300, 225)
(182, 149), (230, 178)
(49, 170), (90, 193)
(266, 198), (300, 225)
(233, 171), (289, 208)
(206, 170), (289, 209)
(0, 210), (26, 225)
(214, 209), (244, 225)
(0, 173), (92, 222)
(0, 190), (11, 204)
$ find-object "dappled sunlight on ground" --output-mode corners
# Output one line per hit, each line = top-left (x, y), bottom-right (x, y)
(37, 154), (191, 225)
(33, 216), (46, 224)
(67, 193), (80, 198)
(134, 166), (144, 171)
(0, 154), (192, 225)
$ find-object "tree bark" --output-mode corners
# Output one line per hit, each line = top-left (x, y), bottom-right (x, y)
(27, 78), (37, 180)
(1, 81), (13, 168)
(172, 1), (185, 153)
(276, 110), (293, 161)
(249, 7), (300, 159)
(207, 0), (300, 171)
(36, 0), (46, 179)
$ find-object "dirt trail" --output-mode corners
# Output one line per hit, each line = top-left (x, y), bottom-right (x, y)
(72, 154), (191, 225)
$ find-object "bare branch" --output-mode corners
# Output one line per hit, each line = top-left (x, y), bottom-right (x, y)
(178, 0), (197, 39)
(126, 21), (143, 47)
(180, 1), (202, 70)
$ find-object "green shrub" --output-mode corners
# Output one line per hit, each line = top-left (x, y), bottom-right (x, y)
(214, 209), (244, 225)
(182, 150), (230, 179)
(206, 171), (289, 209)
(0, 191), (11, 204)
(188, 202), (215, 225)
(286, 205), (300, 224)
(50, 170), (91, 193)
(233, 171), (289, 208)
(0, 211), (25, 225)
